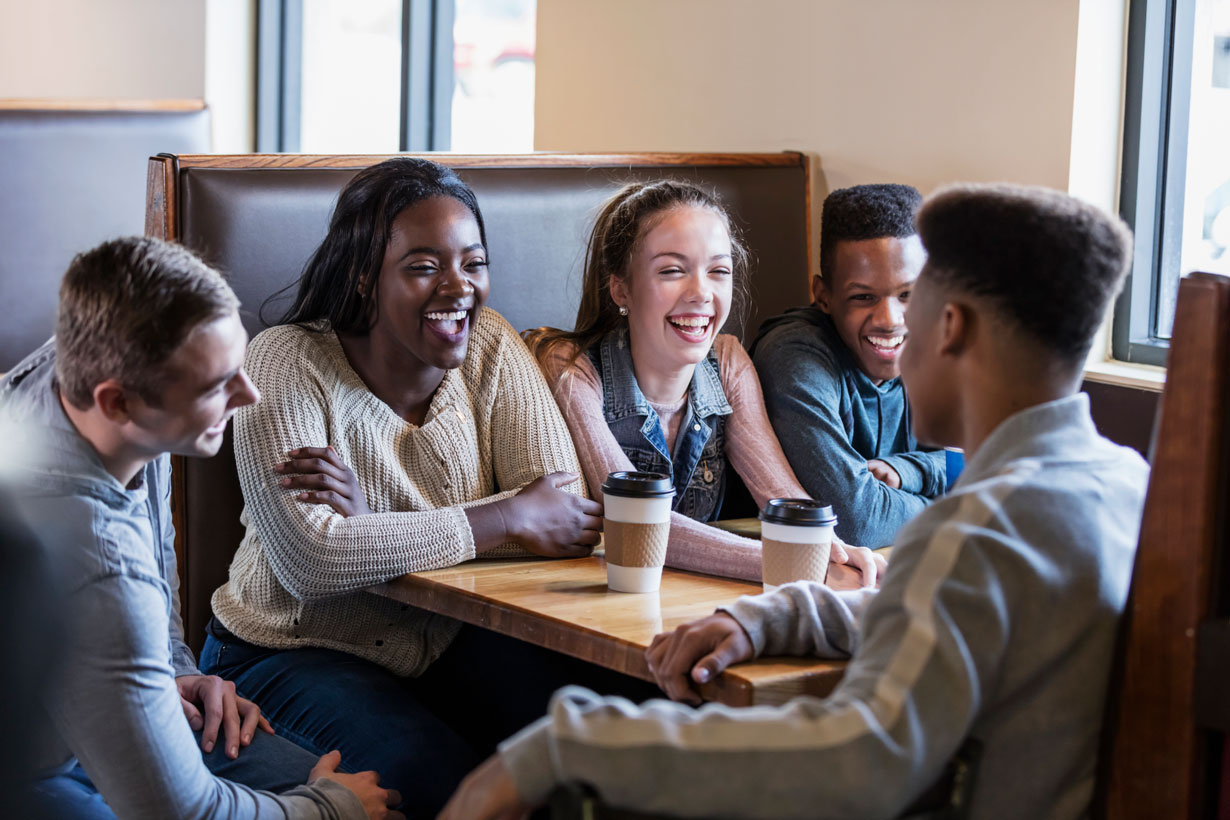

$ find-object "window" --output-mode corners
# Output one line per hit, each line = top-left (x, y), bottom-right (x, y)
(256, 0), (535, 153)
(1117, 0), (1230, 365)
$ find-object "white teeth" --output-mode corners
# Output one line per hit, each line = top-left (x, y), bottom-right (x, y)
(669, 316), (711, 328)
(426, 310), (467, 321)
(867, 336), (904, 348)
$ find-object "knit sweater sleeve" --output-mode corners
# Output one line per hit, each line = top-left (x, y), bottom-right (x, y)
(538, 341), (763, 583)
(234, 327), (478, 601)
(482, 312), (587, 497)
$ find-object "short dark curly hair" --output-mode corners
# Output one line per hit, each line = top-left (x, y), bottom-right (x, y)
(916, 183), (1133, 363)
(819, 183), (923, 281)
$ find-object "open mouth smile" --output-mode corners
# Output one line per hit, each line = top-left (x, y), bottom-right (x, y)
(865, 334), (905, 360)
(424, 308), (472, 342)
(667, 314), (712, 343)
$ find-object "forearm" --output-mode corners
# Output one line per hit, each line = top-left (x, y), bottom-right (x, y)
(662, 512), (763, 582)
(58, 579), (363, 820)
(721, 583), (875, 659)
(881, 450), (947, 498)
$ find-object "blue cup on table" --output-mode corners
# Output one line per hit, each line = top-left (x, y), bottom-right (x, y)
(944, 447), (965, 491)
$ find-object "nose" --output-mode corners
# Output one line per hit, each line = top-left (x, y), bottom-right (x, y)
(438, 263), (475, 297)
(874, 296), (905, 329)
(682, 270), (713, 304)
(230, 368), (261, 409)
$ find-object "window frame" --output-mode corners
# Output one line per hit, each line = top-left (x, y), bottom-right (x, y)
(255, 0), (454, 153)
(1115, 0), (1198, 366)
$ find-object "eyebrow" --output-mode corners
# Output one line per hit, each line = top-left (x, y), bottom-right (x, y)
(649, 252), (733, 262)
(196, 367), (239, 395)
(398, 243), (486, 263)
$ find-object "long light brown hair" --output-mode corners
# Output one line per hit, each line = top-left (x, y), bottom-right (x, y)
(525, 180), (750, 366)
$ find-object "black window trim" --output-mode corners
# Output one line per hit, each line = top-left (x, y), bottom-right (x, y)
(1115, 0), (1198, 366)
(256, 0), (454, 153)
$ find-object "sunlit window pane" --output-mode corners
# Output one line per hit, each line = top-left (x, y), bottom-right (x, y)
(450, 0), (536, 152)
(300, 0), (403, 153)
(1163, 0), (1230, 337)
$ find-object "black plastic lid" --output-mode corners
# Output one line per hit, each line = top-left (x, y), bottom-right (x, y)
(759, 498), (837, 526)
(601, 471), (675, 499)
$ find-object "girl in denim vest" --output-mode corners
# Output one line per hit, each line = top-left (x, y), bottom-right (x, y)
(528, 181), (883, 586)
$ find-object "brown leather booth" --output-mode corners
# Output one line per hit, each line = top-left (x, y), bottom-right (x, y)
(145, 152), (814, 653)
(0, 101), (211, 370)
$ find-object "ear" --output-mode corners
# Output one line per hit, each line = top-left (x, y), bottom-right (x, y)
(609, 274), (630, 312)
(937, 301), (973, 358)
(812, 275), (831, 313)
(92, 379), (133, 424)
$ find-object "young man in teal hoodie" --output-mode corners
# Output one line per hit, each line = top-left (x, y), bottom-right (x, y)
(751, 183), (943, 547)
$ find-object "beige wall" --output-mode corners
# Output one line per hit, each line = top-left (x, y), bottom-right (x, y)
(0, 0), (205, 98)
(535, 0), (1084, 197)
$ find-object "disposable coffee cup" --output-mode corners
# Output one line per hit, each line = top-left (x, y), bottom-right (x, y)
(759, 499), (838, 592)
(601, 471), (675, 593)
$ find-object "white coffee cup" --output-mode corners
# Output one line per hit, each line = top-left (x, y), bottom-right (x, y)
(759, 499), (838, 592)
(601, 471), (675, 593)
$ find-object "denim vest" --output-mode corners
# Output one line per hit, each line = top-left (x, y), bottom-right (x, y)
(588, 329), (733, 522)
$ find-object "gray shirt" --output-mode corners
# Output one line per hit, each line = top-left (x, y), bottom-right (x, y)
(751, 306), (945, 547)
(1, 340), (363, 820)
(499, 393), (1148, 819)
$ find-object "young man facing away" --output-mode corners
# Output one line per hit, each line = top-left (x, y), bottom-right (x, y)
(438, 184), (1148, 820)
(1, 237), (400, 820)
(751, 183), (943, 548)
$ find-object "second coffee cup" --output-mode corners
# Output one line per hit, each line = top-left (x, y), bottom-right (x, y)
(759, 498), (837, 592)
(601, 471), (675, 593)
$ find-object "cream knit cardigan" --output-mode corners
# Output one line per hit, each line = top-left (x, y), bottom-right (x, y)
(212, 308), (585, 676)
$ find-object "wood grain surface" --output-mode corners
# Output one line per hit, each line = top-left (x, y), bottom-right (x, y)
(376, 555), (845, 707)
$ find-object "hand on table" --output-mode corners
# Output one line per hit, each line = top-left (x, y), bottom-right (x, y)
(436, 754), (530, 820)
(826, 536), (887, 589)
(276, 446), (373, 517)
(501, 472), (603, 557)
(309, 750), (404, 820)
(645, 613), (754, 705)
(867, 459), (902, 489)
(176, 674), (273, 759)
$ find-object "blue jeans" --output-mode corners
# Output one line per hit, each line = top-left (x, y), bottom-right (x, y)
(201, 622), (659, 819)
(23, 727), (320, 819)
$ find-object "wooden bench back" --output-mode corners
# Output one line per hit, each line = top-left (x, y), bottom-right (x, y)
(1099, 271), (1230, 818)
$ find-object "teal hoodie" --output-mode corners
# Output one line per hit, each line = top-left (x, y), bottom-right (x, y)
(749, 305), (944, 547)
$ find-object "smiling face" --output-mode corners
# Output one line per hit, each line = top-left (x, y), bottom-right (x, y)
(123, 310), (259, 459)
(815, 234), (925, 384)
(610, 205), (734, 372)
(368, 195), (490, 372)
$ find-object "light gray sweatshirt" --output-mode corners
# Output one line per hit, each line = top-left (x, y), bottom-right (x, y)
(499, 394), (1148, 819)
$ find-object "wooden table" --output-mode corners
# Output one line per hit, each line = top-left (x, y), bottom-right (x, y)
(376, 555), (845, 707)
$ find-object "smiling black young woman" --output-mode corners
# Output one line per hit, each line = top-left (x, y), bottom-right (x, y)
(199, 158), (654, 819)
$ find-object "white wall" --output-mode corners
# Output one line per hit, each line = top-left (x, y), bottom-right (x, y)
(0, 0), (205, 98)
(535, 0), (1088, 257)
(205, 0), (256, 152)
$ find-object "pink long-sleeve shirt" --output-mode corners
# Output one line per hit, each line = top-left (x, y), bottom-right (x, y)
(538, 334), (811, 582)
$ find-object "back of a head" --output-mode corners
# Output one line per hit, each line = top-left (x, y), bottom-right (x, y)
(56, 236), (239, 409)
(819, 183), (923, 279)
(915, 183), (1133, 364)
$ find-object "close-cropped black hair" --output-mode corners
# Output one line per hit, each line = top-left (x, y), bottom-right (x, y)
(916, 183), (1133, 363)
(819, 183), (923, 281)
(268, 157), (487, 332)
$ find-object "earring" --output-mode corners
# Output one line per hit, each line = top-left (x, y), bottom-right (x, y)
(618, 305), (629, 317)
